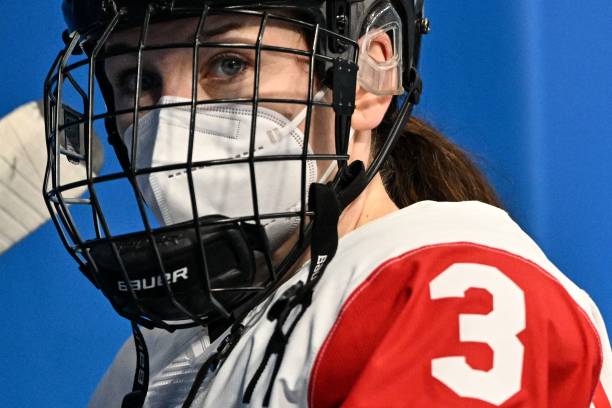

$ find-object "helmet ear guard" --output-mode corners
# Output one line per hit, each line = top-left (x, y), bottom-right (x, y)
(357, 2), (405, 96)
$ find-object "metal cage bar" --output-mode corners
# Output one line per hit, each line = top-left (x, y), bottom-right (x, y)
(297, 23), (320, 244)
(125, 4), (210, 326)
(42, 5), (363, 329)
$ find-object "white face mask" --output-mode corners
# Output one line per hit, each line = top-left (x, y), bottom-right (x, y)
(122, 92), (339, 251)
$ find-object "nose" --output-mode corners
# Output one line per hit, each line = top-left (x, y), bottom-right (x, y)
(157, 50), (207, 101)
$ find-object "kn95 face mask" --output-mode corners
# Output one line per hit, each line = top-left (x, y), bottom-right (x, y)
(121, 92), (334, 251)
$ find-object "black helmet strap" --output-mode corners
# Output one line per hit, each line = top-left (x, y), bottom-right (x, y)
(242, 160), (367, 406)
(121, 322), (149, 408)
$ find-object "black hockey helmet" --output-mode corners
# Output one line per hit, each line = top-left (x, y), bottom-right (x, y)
(43, 0), (427, 332)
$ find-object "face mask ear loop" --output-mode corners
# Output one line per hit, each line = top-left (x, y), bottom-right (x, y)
(274, 87), (328, 139)
(269, 87), (335, 184)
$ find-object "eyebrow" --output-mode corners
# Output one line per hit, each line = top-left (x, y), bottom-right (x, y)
(201, 21), (246, 39)
(103, 21), (252, 57)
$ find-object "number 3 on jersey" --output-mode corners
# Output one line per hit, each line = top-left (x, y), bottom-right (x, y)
(429, 263), (526, 405)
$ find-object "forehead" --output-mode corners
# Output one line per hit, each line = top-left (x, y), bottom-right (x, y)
(105, 13), (307, 50)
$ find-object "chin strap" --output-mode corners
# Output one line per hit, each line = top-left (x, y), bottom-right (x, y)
(242, 160), (367, 406)
(121, 322), (150, 408)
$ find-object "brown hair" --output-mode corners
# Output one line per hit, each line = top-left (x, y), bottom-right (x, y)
(375, 116), (503, 209)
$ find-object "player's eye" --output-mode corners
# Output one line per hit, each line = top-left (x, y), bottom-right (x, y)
(117, 68), (161, 97)
(204, 53), (249, 80)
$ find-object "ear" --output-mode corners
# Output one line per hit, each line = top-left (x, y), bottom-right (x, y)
(351, 33), (394, 131)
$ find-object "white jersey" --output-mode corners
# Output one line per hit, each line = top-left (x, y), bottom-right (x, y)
(90, 201), (612, 407)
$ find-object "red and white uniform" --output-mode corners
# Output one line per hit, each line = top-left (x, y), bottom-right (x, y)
(90, 201), (612, 407)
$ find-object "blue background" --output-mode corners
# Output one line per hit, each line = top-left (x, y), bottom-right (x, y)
(1, 1), (611, 406)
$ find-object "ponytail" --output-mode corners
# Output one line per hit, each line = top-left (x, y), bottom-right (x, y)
(374, 116), (503, 209)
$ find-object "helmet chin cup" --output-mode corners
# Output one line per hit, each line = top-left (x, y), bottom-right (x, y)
(84, 216), (269, 325)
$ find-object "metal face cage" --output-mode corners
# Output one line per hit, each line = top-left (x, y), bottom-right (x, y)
(43, 3), (362, 331)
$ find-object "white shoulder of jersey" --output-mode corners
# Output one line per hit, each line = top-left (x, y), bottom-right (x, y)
(337, 200), (598, 314)
(335, 200), (611, 368)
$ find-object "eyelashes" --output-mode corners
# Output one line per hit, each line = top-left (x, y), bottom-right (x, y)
(115, 68), (162, 97)
(203, 52), (251, 80)
(110, 50), (253, 101)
